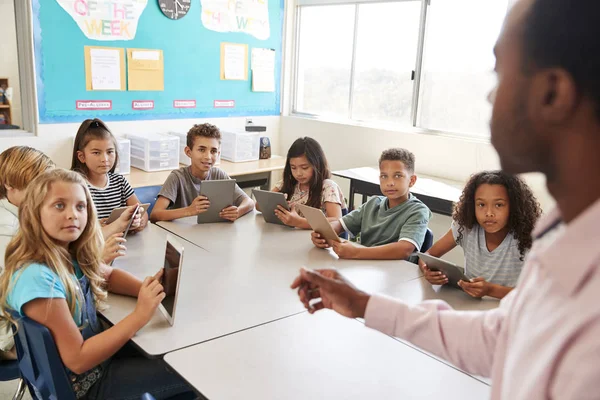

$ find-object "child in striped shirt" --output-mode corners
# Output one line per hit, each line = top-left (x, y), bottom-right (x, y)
(419, 171), (542, 299)
(71, 119), (147, 263)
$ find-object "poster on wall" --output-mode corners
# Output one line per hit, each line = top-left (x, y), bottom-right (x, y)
(201, 0), (270, 40)
(56, 0), (148, 41)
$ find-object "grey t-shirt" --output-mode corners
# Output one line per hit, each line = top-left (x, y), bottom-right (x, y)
(451, 221), (525, 287)
(158, 166), (249, 209)
(340, 194), (431, 250)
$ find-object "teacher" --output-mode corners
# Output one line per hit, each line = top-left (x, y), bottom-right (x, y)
(291, 0), (600, 398)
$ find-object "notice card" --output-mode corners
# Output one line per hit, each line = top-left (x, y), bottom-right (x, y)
(127, 48), (164, 91)
(90, 48), (122, 90)
(251, 48), (275, 92)
(221, 43), (248, 80)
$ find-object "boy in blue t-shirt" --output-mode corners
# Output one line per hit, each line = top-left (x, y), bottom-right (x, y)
(311, 148), (431, 260)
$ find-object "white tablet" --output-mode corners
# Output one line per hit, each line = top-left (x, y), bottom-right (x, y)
(296, 204), (341, 243)
(197, 180), (236, 224)
(416, 252), (469, 288)
(252, 189), (291, 226)
(159, 235), (184, 326)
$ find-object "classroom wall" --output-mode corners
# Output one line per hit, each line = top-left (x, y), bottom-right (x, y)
(0, 0), (22, 127)
(0, 116), (281, 169)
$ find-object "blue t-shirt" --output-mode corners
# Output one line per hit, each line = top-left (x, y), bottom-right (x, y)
(7, 263), (84, 326)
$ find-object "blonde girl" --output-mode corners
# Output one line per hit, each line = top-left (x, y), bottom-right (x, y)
(0, 169), (192, 399)
(0, 146), (55, 360)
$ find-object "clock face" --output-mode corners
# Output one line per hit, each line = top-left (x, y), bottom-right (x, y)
(159, 0), (191, 20)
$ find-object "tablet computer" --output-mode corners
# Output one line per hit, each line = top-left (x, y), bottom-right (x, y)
(159, 235), (184, 326)
(252, 189), (290, 226)
(296, 204), (341, 243)
(416, 252), (470, 288)
(105, 203), (151, 225)
(121, 204), (140, 240)
(197, 179), (236, 224)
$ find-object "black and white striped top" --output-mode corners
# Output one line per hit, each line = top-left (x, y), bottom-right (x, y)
(88, 172), (135, 219)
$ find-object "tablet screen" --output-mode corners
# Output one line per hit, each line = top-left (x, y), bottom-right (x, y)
(161, 241), (182, 318)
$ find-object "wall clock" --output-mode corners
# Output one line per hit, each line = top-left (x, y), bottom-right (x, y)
(159, 0), (191, 20)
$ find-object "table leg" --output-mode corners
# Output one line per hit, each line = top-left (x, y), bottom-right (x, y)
(349, 180), (356, 211)
(261, 172), (271, 190)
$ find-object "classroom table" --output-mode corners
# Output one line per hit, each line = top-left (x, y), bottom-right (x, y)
(164, 311), (491, 400)
(333, 167), (463, 215)
(124, 155), (285, 189)
(101, 219), (424, 357)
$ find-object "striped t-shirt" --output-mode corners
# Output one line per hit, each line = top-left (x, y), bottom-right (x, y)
(88, 172), (135, 219)
(451, 221), (525, 287)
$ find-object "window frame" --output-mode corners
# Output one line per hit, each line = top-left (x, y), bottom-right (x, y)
(290, 0), (501, 141)
(1, 0), (37, 136)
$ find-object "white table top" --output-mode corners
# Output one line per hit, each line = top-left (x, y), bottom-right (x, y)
(157, 211), (423, 282)
(102, 220), (422, 357)
(165, 311), (490, 400)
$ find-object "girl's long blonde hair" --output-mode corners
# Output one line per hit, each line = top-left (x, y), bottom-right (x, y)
(0, 169), (107, 328)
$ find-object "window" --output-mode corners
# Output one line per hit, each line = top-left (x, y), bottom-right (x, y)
(295, 5), (355, 118)
(417, 0), (509, 137)
(0, 0), (37, 135)
(352, 2), (421, 125)
(293, 0), (510, 138)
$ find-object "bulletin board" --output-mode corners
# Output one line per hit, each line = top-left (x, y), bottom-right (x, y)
(33, 0), (284, 123)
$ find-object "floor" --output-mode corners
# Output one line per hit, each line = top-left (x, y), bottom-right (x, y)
(0, 379), (31, 399)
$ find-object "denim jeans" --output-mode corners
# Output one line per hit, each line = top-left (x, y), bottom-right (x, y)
(84, 345), (195, 400)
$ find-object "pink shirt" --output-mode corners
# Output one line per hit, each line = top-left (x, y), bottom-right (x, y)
(365, 199), (600, 399)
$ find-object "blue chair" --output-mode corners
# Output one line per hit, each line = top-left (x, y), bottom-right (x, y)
(421, 228), (434, 253)
(12, 316), (76, 400)
(339, 208), (349, 240)
(0, 360), (26, 400)
(134, 185), (162, 215)
(409, 228), (434, 264)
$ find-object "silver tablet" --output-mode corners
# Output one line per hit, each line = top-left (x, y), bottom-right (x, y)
(105, 203), (151, 226)
(296, 204), (341, 243)
(159, 235), (184, 326)
(196, 179), (236, 224)
(252, 189), (291, 226)
(416, 252), (469, 288)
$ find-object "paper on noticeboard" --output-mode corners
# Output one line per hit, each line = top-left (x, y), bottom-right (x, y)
(127, 48), (164, 91)
(221, 43), (248, 81)
(84, 46), (126, 91)
(251, 48), (275, 92)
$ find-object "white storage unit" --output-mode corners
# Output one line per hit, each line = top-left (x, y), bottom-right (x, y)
(115, 138), (131, 175)
(127, 132), (179, 172)
(220, 130), (260, 162)
(168, 131), (190, 166)
(169, 131), (221, 166)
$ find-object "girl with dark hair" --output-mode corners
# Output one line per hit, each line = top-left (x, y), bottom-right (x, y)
(71, 119), (147, 263)
(271, 137), (346, 229)
(419, 171), (542, 299)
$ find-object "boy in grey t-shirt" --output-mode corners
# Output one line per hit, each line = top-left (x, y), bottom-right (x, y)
(150, 123), (254, 222)
(312, 148), (431, 260)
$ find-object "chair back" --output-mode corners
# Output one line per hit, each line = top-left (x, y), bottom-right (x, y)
(134, 185), (162, 215)
(12, 315), (75, 400)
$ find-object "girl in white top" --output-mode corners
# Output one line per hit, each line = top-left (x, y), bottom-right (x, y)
(0, 146), (55, 360)
(268, 137), (346, 229)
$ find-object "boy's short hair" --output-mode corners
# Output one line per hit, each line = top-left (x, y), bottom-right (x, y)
(186, 123), (221, 148)
(379, 148), (415, 173)
(0, 146), (55, 199)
